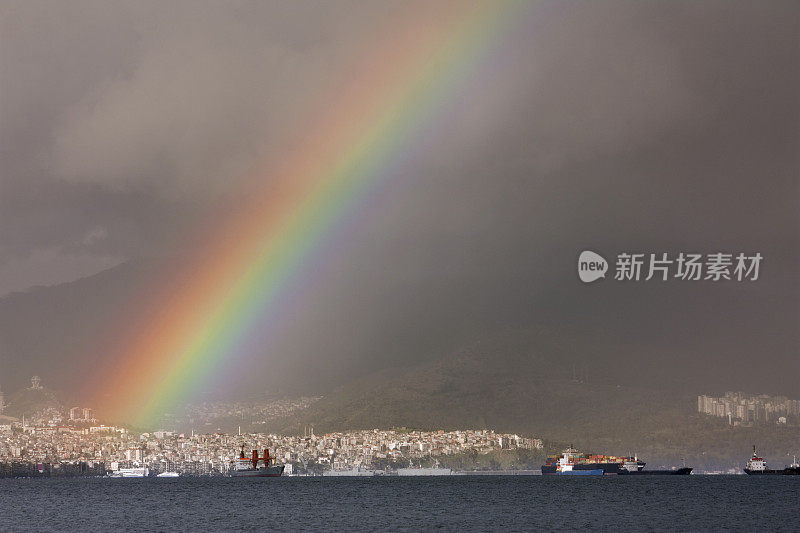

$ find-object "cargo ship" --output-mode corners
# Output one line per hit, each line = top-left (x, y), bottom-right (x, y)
(541, 447), (691, 475)
(230, 445), (284, 477)
(743, 446), (800, 475)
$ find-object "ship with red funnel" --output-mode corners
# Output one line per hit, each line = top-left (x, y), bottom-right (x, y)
(230, 445), (284, 477)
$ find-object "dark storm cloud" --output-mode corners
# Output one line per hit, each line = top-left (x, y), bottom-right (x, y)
(0, 0), (394, 291)
(246, 1), (800, 395)
(0, 1), (797, 393)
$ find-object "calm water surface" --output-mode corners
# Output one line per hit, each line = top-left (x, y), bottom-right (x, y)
(0, 476), (797, 532)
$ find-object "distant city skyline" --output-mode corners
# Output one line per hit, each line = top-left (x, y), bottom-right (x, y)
(698, 392), (800, 426)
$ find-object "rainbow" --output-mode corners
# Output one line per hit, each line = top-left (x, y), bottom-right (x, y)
(95, 1), (530, 426)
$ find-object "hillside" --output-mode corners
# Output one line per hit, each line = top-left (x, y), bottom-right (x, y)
(261, 344), (799, 470)
(1, 250), (798, 411)
(0, 261), (150, 398)
(2, 386), (62, 419)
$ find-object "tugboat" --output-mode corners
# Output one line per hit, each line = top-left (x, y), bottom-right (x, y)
(743, 446), (800, 475)
(617, 455), (693, 476)
(230, 445), (284, 477)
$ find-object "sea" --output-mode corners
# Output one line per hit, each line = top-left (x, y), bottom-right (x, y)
(0, 475), (797, 532)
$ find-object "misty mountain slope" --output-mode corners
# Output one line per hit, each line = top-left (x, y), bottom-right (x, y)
(0, 256), (797, 431)
(266, 339), (680, 438)
(0, 258), (673, 404)
(263, 337), (799, 468)
(0, 261), (151, 397)
(0, 263), (586, 399)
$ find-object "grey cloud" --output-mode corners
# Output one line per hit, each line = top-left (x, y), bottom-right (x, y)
(47, 1), (392, 196)
(0, 1), (797, 393)
(1, 0), (398, 291)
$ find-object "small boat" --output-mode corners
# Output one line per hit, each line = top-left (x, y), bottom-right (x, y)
(108, 467), (149, 478)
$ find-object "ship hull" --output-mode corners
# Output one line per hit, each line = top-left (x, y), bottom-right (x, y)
(619, 468), (692, 475)
(541, 463), (623, 475)
(556, 469), (604, 476)
(543, 465), (692, 475)
(230, 465), (284, 477)
(744, 468), (800, 475)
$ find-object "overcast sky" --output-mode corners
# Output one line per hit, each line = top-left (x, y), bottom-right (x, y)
(1, 0), (395, 292)
(1, 1), (798, 395)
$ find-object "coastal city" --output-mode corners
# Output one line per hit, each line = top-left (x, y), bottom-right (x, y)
(2, 377), (798, 477)
(0, 423), (542, 477)
(0, 377), (542, 477)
